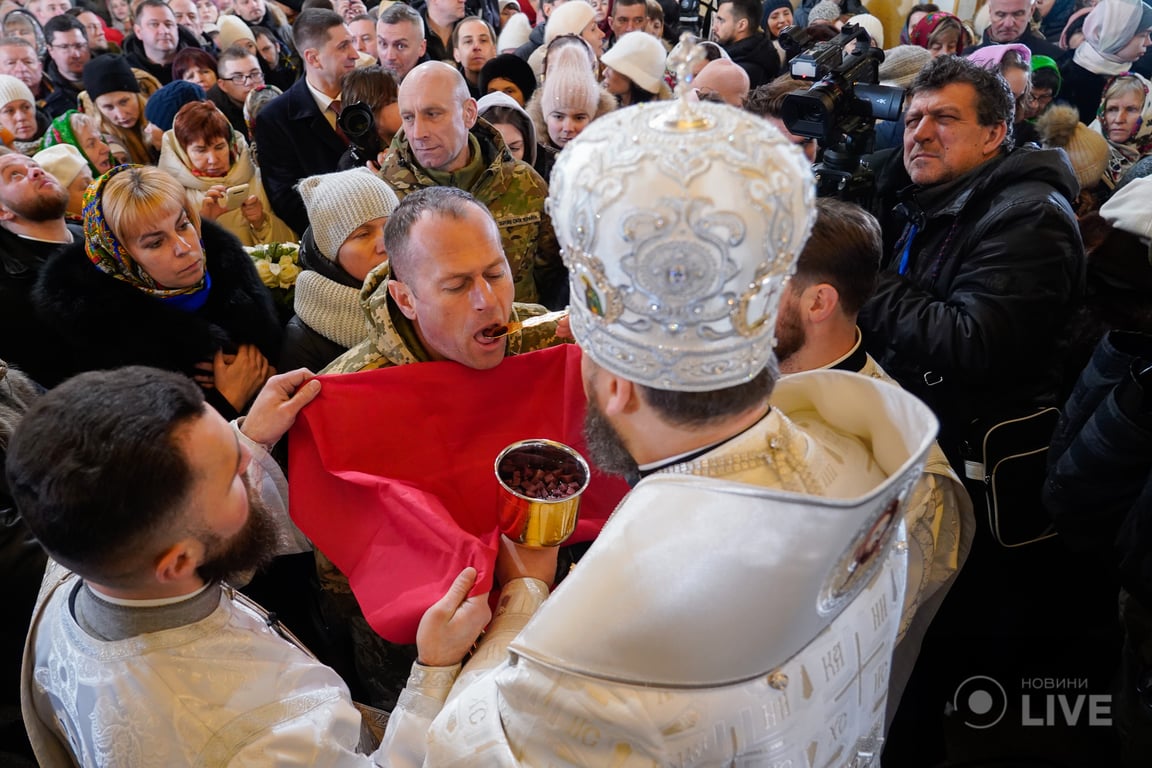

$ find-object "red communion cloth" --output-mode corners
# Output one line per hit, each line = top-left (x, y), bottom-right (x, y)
(289, 344), (629, 643)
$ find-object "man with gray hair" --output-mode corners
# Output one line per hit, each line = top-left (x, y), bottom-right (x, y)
(373, 68), (940, 765)
(376, 3), (428, 82)
(380, 60), (563, 306)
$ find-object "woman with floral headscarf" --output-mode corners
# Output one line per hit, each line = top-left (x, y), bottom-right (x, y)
(1090, 72), (1152, 187)
(1060, 0), (1152, 123)
(910, 10), (971, 56)
(31, 164), (281, 418)
(39, 110), (113, 175)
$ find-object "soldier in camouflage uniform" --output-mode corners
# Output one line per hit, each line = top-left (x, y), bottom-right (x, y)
(379, 61), (566, 308)
(315, 187), (566, 709)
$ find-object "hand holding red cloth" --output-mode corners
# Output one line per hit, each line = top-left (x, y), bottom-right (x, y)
(288, 344), (629, 643)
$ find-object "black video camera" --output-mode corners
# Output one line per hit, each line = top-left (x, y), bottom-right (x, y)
(337, 102), (382, 166)
(778, 24), (905, 203)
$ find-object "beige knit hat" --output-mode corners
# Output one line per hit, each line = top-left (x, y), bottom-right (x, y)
(297, 169), (401, 260)
(33, 144), (88, 187)
(879, 45), (932, 88)
(217, 15), (257, 50)
(0, 73), (34, 108)
(601, 30), (667, 94)
(545, 0), (596, 45)
(1035, 104), (1110, 192)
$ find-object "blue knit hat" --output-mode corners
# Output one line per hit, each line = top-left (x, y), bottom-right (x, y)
(144, 80), (206, 131)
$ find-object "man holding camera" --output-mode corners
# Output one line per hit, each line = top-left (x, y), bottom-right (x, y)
(255, 9), (359, 236)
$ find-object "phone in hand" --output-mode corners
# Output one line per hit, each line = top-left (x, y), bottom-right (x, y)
(223, 183), (250, 211)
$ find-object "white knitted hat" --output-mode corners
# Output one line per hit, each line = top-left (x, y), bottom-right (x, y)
(848, 13), (883, 47)
(601, 30), (667, 94)
(0, 73), (34, 108)
(33, 143), (88, 187)
(217, 14), (256, 50)
(297, 169), (401, 260)
(545, 0), (596, 45)
(497, 12), (532, 51)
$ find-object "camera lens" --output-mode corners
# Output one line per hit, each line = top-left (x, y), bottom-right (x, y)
(338, 103), (375, 141)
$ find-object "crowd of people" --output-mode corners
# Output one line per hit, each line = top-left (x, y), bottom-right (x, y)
(0, 0), (1151, 764)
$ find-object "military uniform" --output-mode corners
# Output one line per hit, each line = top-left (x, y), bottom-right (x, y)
(379, 119), (565, 307)
(317, 258), (565, 708)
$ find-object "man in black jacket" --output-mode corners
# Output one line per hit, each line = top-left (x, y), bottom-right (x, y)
(860, 54), (1083, 456)
(861, 54), (1087, 767)
(254, 9), (358, 235)
(42, 15), (88, 114)
(711, 0), (778, 88)
(121, 0), (202, 84)
(0, 149), (78, 387)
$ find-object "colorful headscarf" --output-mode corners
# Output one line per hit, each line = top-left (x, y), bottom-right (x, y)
(1091, 72), (1152, 185)
(82, 164), (212, 310)
(41, 111), (102, 176)
(910, 11), (969, 50)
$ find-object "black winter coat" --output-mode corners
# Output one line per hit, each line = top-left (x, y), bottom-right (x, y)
(722, 33), (780, 89)
(33, 220), (282, 419)
(1045, 330), (1152, 608)
(859, 147), (1085, 454)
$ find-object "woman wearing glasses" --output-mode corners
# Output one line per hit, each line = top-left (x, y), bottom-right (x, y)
(158, 100), (294, 247)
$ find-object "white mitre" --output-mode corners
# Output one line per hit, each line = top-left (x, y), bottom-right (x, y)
(547, 53), (815, 392)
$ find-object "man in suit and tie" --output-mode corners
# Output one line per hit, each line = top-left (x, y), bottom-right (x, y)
(254, 9), (359, 235)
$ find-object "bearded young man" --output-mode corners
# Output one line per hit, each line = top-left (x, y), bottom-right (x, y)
(13, 367), (491, 765)
(0, 149), (78, 385)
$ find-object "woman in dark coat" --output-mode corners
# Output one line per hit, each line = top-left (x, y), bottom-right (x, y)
(33, 164), (280, 419)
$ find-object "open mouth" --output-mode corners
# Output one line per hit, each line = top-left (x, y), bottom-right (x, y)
(479, 322), (508, 340)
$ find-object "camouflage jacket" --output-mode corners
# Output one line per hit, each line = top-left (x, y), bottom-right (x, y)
(379, 119), (565, 307)
(321, 259), (564, 374)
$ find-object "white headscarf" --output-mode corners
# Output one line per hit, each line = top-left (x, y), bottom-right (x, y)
(1073, 0), (1152, 75)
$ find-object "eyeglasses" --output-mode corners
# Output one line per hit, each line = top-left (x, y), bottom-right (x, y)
(222, 71), (264, 85)
(51, 42), (89, 52)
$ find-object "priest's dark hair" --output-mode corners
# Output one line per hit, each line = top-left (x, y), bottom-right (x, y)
(638, 366), (775, 428)
(5, 366), (205, 584)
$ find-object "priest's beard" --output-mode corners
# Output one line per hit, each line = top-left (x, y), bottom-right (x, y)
(583, 395), (639, 478)
(772, 296), (806, 370)
(196, 478), (279, 585)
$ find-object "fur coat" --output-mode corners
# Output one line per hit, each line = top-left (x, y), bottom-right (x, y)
(33, 220), (282, 418)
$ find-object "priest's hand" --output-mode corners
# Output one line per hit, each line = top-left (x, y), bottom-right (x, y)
(496, 534), (559, 589)
(416, 566), (492, 667)
(240, 368), (322, 449)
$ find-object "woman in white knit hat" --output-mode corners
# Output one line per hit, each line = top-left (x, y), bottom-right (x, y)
(0, 73), (46, 154)
(32, 143), (92, 221)
(527, 36), (615, 180)
(600, 30), (672, 106)
(528, 0), (605, 78)
(280, 168), (400, 372)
